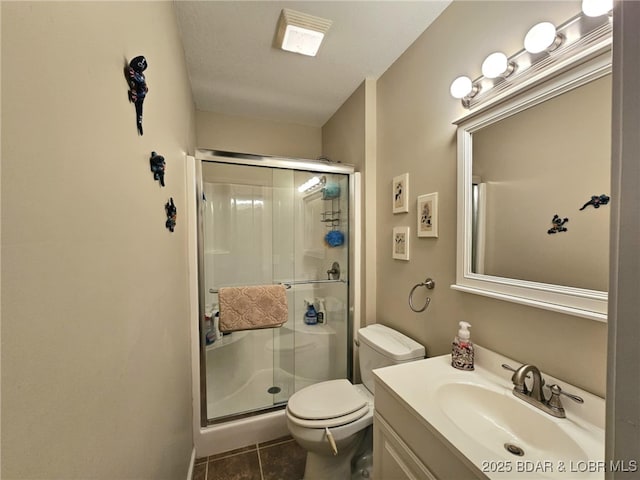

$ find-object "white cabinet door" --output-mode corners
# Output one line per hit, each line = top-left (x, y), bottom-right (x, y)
(373, 413), (437, 480)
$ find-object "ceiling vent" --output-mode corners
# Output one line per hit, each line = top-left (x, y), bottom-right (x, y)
(275, 8), (332, 57)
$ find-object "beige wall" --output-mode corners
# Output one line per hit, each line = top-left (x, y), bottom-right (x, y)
(2, 2), (196, 478)
(196, 110), (321, 159)
(322, 82), (366, 170)
(375, 0), (607, 396)
(322, 81), (372, 330)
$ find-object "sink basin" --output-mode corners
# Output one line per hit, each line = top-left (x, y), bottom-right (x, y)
(437, 382), (588, 464)
(373, 346), (605, 479)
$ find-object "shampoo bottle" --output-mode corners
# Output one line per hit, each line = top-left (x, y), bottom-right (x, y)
(204, 304), (215, 345)
(213, 308), (223, 341)
(304, 302), (318, 325)
(451, 321), (474, 371)
(315, 298), (326, 324)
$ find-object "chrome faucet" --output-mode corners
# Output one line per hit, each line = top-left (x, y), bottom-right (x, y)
(502, 363), (584, 418)
(511, 364), (545, 402)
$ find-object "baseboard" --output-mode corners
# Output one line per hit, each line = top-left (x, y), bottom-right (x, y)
(186, 447), (196, 480)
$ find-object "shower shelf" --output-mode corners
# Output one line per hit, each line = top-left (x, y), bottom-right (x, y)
(321, 204), (341, 229)
(321, 211), (341, 221)
(205, 331), (248, 351)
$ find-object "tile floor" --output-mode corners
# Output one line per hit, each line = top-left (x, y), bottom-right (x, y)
(193, 436), (307, 480)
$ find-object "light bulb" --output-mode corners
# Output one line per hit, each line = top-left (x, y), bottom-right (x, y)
(450, 76), (473, 99)
(582, 0), (613, 17)
(481, 52), (510, 78)
(524, 22), (558, 54)
(298, 176), (321, 192)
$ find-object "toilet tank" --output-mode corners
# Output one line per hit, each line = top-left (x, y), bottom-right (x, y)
(358, 324), (425, 394)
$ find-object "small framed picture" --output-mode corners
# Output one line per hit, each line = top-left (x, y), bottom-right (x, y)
(392, 226), (410, 260)
(417, 193), (438, 238)
(392, 173), (409, 214)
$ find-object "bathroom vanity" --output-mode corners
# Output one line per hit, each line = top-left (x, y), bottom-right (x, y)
(372, 347), (605, 479)
(373, 390), (480, 479)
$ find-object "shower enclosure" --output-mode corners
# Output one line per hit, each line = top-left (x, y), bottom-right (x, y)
(196, 150), (355, 425)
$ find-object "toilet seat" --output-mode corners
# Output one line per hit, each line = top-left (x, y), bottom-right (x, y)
(287, 379), (369, 428)
(287, 404), (369, 428)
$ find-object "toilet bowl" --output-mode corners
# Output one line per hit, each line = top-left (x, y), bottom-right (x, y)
(286, 324), (425, 479)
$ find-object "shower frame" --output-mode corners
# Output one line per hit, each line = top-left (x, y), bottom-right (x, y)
(193, 149), (360, 427)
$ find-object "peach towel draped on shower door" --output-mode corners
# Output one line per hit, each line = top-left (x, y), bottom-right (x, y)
(218, 284), (289, 332)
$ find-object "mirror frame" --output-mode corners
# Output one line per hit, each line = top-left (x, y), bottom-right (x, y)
(452, 42), (611, 323)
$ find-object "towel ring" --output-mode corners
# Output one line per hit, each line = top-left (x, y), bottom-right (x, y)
(408, 278), (435, 312)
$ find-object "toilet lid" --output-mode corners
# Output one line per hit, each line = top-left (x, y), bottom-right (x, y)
(287, 403), (369, 429)
(287, 379), (367, 421)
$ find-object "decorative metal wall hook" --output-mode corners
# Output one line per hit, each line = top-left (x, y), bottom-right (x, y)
(409, 277), (435, 312)
(125, 55), (148, 135)
(165, 198), (177, 232)
(150, 151), (165, 186)
(547, 214), (569, 234)
(579, 194), (610, 210)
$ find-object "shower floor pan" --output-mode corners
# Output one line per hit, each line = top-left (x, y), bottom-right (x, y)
(207, 367), (318, 420)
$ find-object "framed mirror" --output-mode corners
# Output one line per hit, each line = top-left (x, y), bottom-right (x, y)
(452, 44), (611, 322)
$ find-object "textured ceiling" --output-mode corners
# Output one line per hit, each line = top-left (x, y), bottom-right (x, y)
(175, 1), (451, 126)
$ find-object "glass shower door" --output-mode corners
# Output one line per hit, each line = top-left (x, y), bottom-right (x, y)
(200, 160), (349, 422)
(282, 170), (349, 394)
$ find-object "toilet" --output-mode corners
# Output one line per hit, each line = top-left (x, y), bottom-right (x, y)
(286, 324), (425, 479)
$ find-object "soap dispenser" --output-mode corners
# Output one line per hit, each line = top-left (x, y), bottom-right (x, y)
(451, 321), (474, 371)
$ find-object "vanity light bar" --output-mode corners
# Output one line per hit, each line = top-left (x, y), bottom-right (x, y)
(451, 9), (612, 110)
